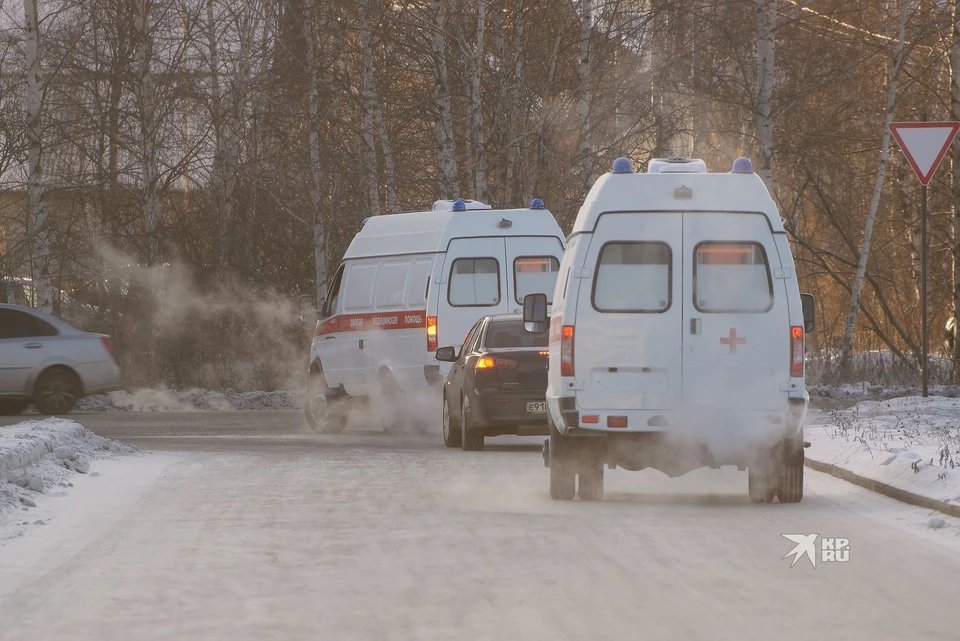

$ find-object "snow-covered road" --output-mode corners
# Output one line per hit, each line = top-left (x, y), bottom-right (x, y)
(1, 411), (959, 640)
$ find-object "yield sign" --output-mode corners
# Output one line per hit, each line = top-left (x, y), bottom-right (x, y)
(889, 121), (960, 185)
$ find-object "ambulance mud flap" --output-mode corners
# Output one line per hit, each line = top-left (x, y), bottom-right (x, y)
(423, 364), (442, 386)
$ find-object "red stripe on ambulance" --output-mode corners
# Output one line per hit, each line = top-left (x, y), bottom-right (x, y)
(315, 311), (428, 336)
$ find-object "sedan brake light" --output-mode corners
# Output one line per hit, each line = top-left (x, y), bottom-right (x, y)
(101, 336), (115, 358)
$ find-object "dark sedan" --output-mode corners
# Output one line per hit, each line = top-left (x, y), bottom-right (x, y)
(435, 314), (549, 451)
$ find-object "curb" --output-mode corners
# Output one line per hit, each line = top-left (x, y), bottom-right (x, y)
(0, 421), (87, 477)
(805, 457), (960, 519)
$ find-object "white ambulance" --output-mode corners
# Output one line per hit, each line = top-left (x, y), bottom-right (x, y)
(303, 198), (566, 433)
(523, 157), (816, 503)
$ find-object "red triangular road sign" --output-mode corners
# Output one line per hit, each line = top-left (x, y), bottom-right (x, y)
(889, 121), (960, 185)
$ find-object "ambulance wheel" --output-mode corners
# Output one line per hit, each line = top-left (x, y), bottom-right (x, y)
(549, 426), (576, 501)
(577, 445), (604, 501)
(748, 465), (776, 504)
(378, 370), (407, 434)
(442, 395), (461, 448)
(460, 398), (484, 451)
(304, 372), (348, 434)
(777, 460), (804, 504)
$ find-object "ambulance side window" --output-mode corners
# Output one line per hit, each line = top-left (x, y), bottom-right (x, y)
(375, 260), (410, 310)
(344, 263), (379, 312)
(592, 242), (671, 313)
(448, 258), (500, 307)
(406, 258), (433, 307)
(322, 266), (345, 317)
(694, 242), (773, 313)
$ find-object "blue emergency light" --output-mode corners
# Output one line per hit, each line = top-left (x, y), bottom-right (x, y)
(731, 157), (753, 174)
(612, 157), (634, 174)
(530, 198), (545, 209)
(452, 199), (467, 211)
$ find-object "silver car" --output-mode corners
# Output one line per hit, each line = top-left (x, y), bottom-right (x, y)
(0, 304), (121, 415)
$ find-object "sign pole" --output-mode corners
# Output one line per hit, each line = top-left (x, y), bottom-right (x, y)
(922, 180), (928, 397)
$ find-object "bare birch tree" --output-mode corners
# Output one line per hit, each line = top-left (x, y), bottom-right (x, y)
(577, 0), (596, 192)
(755, 0), (776, 193)
(24, 0), (53, 314)
(302, 0), (327, 299)
(840, 0), (911, 362)
(951, 0), (960, 375)
(428, 0), (458, 197)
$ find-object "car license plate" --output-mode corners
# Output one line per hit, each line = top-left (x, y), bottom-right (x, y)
(526, 401), (547, 414)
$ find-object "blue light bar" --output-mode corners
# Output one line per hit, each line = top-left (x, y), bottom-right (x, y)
(530, 198), (545, 209)
(452, 199), (466, 211)
(731, 157), (753, 174)
(612, 157), (634, 174)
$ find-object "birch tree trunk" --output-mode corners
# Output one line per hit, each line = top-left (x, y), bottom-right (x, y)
(359, 2), (381, 217)
(755, 0), (777, 193)
(840, 0), (911, 362)
(302, 0), (327, 300)
(509, 1), (525, 202)
(467, 0), (487, 201)
(429, 0), (458, 198)
(134, 0), (161, 266)
(207, 0), (236, 278)
(374, 103), (399, 214)
(24, 0), (53, 314)
(578, 0), (596, 192)
(951, 0), (960, 377)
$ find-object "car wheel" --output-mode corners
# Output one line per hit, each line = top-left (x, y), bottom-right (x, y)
(777, 457), (804, 504)
(0, 400), (27, 416)
(33, 369), (80, 415)
(549, 424), (576, 500)
(442, 396), (462, 448)
(577, 444), (605, 501)
(304, 371), (348, 434)
(460, 398), (484, 451)
(748, 464), (777, 504)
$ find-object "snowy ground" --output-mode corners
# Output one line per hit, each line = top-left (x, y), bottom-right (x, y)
(0, 421), (958, 640)
(0, 418), (138, 539)
(66, 388), (303, 412)
(806, 397), (960, 511)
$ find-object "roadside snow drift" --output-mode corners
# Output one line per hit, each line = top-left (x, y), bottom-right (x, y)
(72, 388), (303, 412)
(1, 419), (137, 522)
(806, 397), (960, 507)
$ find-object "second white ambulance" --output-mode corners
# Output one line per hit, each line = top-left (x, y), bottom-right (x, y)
(524, 157), (815, 503)
(304, 198), (566, 433)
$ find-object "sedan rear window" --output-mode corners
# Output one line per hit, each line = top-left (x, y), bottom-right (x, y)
(483, 320), (548, 348)
(694, 242), (773, 313)
(593, 242), (671, 313)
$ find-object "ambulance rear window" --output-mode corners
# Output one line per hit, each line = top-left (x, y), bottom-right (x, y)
(694, 242), (773, 313)
(514, 256), (560, 304)
(592, 242), (671, 313)
(448, 258), (501, 307)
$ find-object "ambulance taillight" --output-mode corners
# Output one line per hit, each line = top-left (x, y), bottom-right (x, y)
(560, 326), (575, 376)
(427, 316), (438, 352)
(790, 326), (804, 377)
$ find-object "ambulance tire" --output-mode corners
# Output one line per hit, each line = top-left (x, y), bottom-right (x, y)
(748, 465), (776, 504)
(577, 445), (604, 501)
(549, 426), (576, 501)
(777, 459), (804, 504)
(378, 370), (407, 435)
(304, 371), (349, 434)
(460, 398), (484, 451)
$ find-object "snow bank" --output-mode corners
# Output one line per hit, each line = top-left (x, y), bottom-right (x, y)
(805, 397), (960, 510)
(68, 388), (303, 412)
(1, 419), (137, 522)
